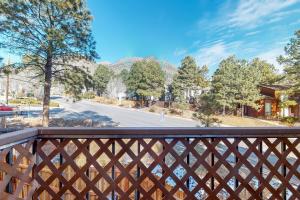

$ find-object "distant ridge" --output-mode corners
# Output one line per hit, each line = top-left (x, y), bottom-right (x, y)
(97, 57), (177, 84)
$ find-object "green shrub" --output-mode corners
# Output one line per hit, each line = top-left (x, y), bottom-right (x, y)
(81, 92), (95, 99)
(9, 98), (41, 105)
(49, 101), (60, 107)
(281, 117), (298, 127)
(169, 102), (189, 115)
(173, 102), (189, 110)
(9, 98), (59, 107)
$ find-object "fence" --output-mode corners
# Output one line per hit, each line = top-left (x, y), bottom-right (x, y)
(0, 128), (299, 199)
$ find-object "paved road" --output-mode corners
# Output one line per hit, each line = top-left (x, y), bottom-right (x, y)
(55, 99), (201, 127)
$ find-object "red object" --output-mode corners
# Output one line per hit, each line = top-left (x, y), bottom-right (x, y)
(0, 104), (13, 111)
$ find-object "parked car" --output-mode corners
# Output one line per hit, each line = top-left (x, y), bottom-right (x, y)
(0, 104), (14, 111)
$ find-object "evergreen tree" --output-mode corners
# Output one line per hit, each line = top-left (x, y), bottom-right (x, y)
(250, 58), (279, 85)
(235, 60), (261, 117)
(93, 64), (114, 96)
(172, 56), (209, 102)
(127, 59), (165, 104)
(120, 69), (129, 86)
(278, 30), (300, 92)
(212, 56), (261, 116)
(211, 56), (239, 115)
(193, 93), (221, 127)
(0, 0), (97, 126)
(63, 68), (93, 101)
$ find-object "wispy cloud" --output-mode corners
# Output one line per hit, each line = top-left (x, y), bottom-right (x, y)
(228, 0), (299, 28)
(173, 48), (187, 57)
(245, 30), (260, 36)
(194, 42), (231, 68)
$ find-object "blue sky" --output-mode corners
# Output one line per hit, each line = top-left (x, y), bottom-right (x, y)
(1, 0), (299, 74)
(88, 0), (300, 73)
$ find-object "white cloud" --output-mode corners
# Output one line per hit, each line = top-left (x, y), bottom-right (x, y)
(194, 42), (230, 67)
(229, 0), (298, 28)
(245, 30), (260, 36)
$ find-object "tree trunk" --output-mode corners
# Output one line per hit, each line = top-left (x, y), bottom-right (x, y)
(241, 105), (244, 118)
(222, 104), (226, 116)
(42, 55), (52, 127)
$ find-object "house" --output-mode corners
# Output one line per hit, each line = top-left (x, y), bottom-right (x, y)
(244, 85), (300, 119)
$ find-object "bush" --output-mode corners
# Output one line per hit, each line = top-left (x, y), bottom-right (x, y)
(81, 92), (95, 99)
(94, 96), (118, 105)
(281, 117), (298, 127)
(9, 98), (59, 107)
(169, 107), (183, 115)
(149, 106), (156, 112)
(168, 102), (189, 115)
(49, 101), (60, 107)
(119, 100), (136, 108)
(9, 98), (41, 105)
(173, 102), (189, 111)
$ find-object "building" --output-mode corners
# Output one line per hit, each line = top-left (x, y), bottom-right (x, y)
(244, 85), (300, 119)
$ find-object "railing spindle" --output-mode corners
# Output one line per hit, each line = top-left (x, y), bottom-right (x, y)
(282, 141), (287, 200)
(235, 138), (239, 189)
(135, 140), (140, 200)
(59, 139), (63, 192)
(111, 140), (115, 200)
(259, 140), (263, 199)
(5, 149), (13, 194)
(211, 138), (215, 191)
(86, 142), (90, 200)
(186, 138), (190, 191)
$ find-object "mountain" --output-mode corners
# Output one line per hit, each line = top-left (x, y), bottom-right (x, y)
(98, 57), (177, 84)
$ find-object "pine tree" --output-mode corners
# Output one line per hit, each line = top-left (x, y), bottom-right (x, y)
(63, 68), (93, 101)
(211, 56), (239, 115)
(193, 93), (221, 127)
(250, 58), (279, 85)
(172, 56), (209, 102)
(127, 59), (165, 105)
(278, 29), (300, 92)
(0, 0), (97, 126)
(235, 60), (261, 117)
(212, 56), (261, 116)
(93, 65), (114, 96)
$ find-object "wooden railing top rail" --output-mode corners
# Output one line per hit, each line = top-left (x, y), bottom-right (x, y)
(38, 127), (300, 138)
(1, 127), (300, 149)
(0, 128), (38, 150)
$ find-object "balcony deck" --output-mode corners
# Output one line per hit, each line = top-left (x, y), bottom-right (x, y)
(0, 127), (299, 199)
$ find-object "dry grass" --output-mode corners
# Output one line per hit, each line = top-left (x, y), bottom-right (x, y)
(215, 115), (279, 127)
(93, 96), (136, 108)
(5, 116), (118, 128)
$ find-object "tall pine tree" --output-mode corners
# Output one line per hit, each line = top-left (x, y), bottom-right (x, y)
(212, 56), (261, 116)
(127, 59), (165, 104)
(278, 30), (300, 92)
(0, 0), (97, 126)
(211, 56), (239, 115)
(93, 65), (114, 96)
(172, 56), (209, 102)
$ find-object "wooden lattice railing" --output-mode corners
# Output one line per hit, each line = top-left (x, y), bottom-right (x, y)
(0, 128), (300, 199)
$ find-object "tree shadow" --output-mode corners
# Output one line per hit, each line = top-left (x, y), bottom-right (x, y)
(50, 110), (119, 127)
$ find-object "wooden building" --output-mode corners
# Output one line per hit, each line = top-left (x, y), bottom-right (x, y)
(244, 85), (300, 119)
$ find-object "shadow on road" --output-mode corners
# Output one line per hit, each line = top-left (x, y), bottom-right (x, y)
(53, 110), (119, 127)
